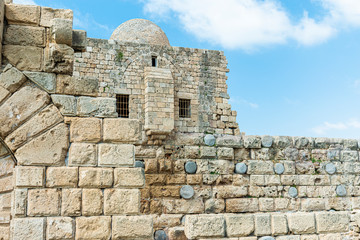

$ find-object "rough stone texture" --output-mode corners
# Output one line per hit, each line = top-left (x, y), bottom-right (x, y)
(5, 104), (62, 151)
(51, 94), (76, 115)
(15, 166), (44, 187)
(114, 168), (145, 188)
(3, 45), (43, 71)
(47, 217), (74, 240)
(0, 86), (10, 104)
(44, 43), (74, 74)
(78, 167), (113, 188)
(23, 71), (56, 93)
(5, 4), (40, 25)
(163, 199), (204, 214)
(244, 135), (261, 148)
(336, 185), (347, 197)
(104, 189), (140, 215)
(46, 167), (78, 187)
(12, 218), (44, 240)
(72, 30), (87, 50)
(56, 75), (98, 96)
(103, 118), (141, 143)
(0, 65), (26, 93)
(112, 215), (153, 239)
(67, 117), (101, 142)
(61, 188), (81, 216)
(82, 188), (103, 216)
(13, 189), (27, 216)
(0, 85), (50, 138)
(76, 216), (111, 240)
(262, 135), (273, 147)
(40, 7), (73, 27)
(185, 215), (225, 239)
(225, 214), (254, 237)
(4, 25), (45, 47)
(77, 96), (117, 117)
(27, 189), (60, 216)
(98, 143), (134, 167)
(255, 214), (271, 236)
(288, 213), (316, 234)
(15, 123), (69, 166)
(272, 214), (288, 235)
(51, 18), (73, 46)
(316, 212), (350, 233)
(68, 143), (97, 166)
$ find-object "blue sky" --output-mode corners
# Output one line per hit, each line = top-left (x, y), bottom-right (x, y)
(14, 0), (360, 139)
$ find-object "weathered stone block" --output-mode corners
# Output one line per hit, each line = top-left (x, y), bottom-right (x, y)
(5, 105), (62, 151)
(216, 134), (242, 148)
(5, 4), (40, 25)
(46, 167), (78, 187)
(47, 217), (74, 240)
(103, 118), (141, 143)
(104, 189), (140, 215)
(163, 199), (204, 214)
(78, 167), (113, 188)
(247, 161), (274, 174)
(61, 188), (81, 216)
(288, 213), (315, 234)
(51, 94), (76, 116)
(67, 117), (101, 142)
(112, 216), (153, 239)
(44, 43), (74, 74)
(0, 176), (13, 193)
(40, 7), (73, 27)
(4, 25), (44, 47)
(272, 214), (288, 235)
(255, 214), (271, 236)
(13, 218), (44, 240)
(226, 198), (259, 213)
(0, 156), (15, 177)
(225, 214), (254, 237)
(274, 136), (293, 148)
(214, 186), (247, 198)
(200, 146), (216, 158)
(72, 30), (87, 51)
(0, 226), (10, 240)
(13, 188), (27, 216)
(114, 168), (145, 188)
(68, 143), (97, 166)
(82, 188), (103, 216)
(27, 189), (60, 216)
(56, 75), (98, 96)
(315, 212), (350, 233)
(3, 45), (43, 71)
(341, 150), (359, 161)
(15, 123), (69, 166)
(0, 65), (26, 93)
(76, 216), (111, 240)
(51, 18), (72, 46)
(0, 85), (49, 138)
(98, 143), (134, 167)
(185, 214), (225, 239)
(15, 166), (44, 187)
(23, 71), (56, 93)
(243, 135), (261, 148)
(77, 96), (117, 117)
(0, 86), (10, 104)
(217, 147), (234, 160)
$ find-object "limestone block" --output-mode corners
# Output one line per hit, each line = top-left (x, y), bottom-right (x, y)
(0, 226), (9, 240)
(72, 30), (87, 51)
(12, 218), (45, 240)
(163, 199), (204, 214)
(5, 105), (62, 151)
(82, 188), (103, 216)
(225, 214), (254, 237)
(200, 146), (216, 158)
(40, 7), (73, 27)
(47, 217), (74, 240)
(272, 214), (288, 235)
(217, 147), (234, 160)
(46, 167), (78, 187)
(255, 214), (271, 236)
(51, 18), (72, 46)
(112, 216), (153, 239)
(0, 156), (14, 177)
(288, 213), (315, 234)
(277, 236), (300, 240)
(301, 198), (326, 211)
(15, 166), (44, 187)
(5, 4), (40, 25)
(23, 71), (56, 93)
(51, 94), (76, 116)
(243, 135), (261, 148)
(300, 235), (318, 240)
(61, 188), (81, 216)
(274, 136), (293, 148)
(204, 198), (225, 213)
(98, 143), (134, 167)
(27, 189), (60, 216)
(77, 96), (117, 117)
(56, 75), (98, 96)
(0, 176), (13, 193)
(0, 85), (49, 138)
(0, 192), (11, 211)
(78, 167), (113, 188)
(0, 65), (26, 93)
(214, 186), (247, 198)
(3, 45), (43, 71)
(114, 168), (145, 188)
(15, 123), (69, 166)
(226, 198), (259, 213)
(247, 161), (274, 174)
(103, 118), (141, 143)
(44, 43), (74, 74)
(68, 143), (97, 166)
(185, 214), (225, 239)
(4, 25), (44, 47)
(13, 189), (27, 216)
(0, 86), (10, 104)
(175, 133), (204, 146)
(104, 189), (140, 215)
(68, 117), (101, 142)
(76, 216), (111, 240)
(341, 150), (359, 161)
(216, 134), (242, 148)
(315, 212), (350, 233)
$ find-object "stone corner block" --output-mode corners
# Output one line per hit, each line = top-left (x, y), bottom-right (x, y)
(51, 18), (73, 46)
(13, 218), (45, 240)
(15, 166), (44, 187)
(72, 29), (87, 51)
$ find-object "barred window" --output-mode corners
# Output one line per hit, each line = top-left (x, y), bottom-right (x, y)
(179, 99), (191, 118)
(116, 94), (129, 118)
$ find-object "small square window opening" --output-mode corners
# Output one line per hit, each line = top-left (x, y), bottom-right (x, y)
(116, 94), (129, 118)
(179, 99), (191, 118)
(152, 56), (157, 67)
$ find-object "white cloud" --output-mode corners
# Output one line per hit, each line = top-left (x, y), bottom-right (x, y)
(229, 98), (259, 109)
(73, 11), (113, 37)
(13, 0), (36, 5)
(142, 0), (360, 50)
(312, 118), (360, 135)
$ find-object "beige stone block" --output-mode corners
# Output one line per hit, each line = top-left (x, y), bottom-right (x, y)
(15, 166), (44, 187)
(68, 117), (101, 143)
(225, 214), (254, 237)
(13, 218), (45, 240)
(51, 18), (72, 46)
(104, 189), (140, 215)
(3, 45), (43, 71)
(318, 234), (341, 240)
(272, 214), (288, 235)
(47, 217), (74, 240)
(15, 123), (69, 166)
(56, 75), (98, 96)
(214, 186), (247, 198)
(78, 167), (113, 188)
(44, 43), (74, 74)
(27, 189), (60, 216)
(76, 216), (111, 240)
(0, 156), (15, 178)
(40, 7), (73, 27)
(0, 65), (26, 93)
(4, 25), (44, 47)
(68, 143), (97, 166)
(0, 193), (11, 211)
(205, 199), (225, 213)
(98, 143), (134, 167)
(301, 235), (319, 240)
(0, 86), (10, 104)
(259, 198), (274, 212)
(5, 4), (40, 25)
(163, 199), (204, 214)
(0, 226), (10, 240)
(316, 212), (350, 233)
(114, 168), (144, 188)
(254, 214), (271, 236)
(103, 118), (141, 143)
(153, 214), (182, 228)
(185, 214), (225, 239)
(46, 167), (78, 187)
(13, 188), (27, 216)
(0, 212), (10, 224)
(0, 144), (8, 158)
(226, 198), (259, 213)
(217, 147), (234, 160)
(112, 216), (153, 239)
(82, 188), (103, 216)
(200, 146), (216, 158)
(0, 176), (13, 193)
(0, 85), (49, 138)
(5, 105), (62, 151)
(51, 94), (76, 116)
(288, 213), (316, 234)
(61, 188), (81, 216)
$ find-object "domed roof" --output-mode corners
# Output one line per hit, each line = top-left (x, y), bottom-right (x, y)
(110, 19), (170, 46)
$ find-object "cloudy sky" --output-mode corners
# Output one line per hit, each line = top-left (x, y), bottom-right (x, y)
(13, 0), (360, 138)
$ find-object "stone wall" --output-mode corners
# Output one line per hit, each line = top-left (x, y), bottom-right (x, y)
(1, 1), (360, 240)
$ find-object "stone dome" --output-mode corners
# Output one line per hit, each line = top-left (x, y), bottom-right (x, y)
(110, 19), (170, 46)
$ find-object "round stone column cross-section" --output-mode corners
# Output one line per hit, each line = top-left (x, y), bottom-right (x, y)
(204, 134), (216, 146)
(235, 163), (247, 174)
(180, 185), (194, 199)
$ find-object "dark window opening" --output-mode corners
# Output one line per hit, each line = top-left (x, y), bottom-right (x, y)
(179, 99), (191, 118)
(152, 56), (157, 67)
(116, 94), (129, 118)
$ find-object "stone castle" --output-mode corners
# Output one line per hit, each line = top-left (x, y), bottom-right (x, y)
(0, 1), (359, 240)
